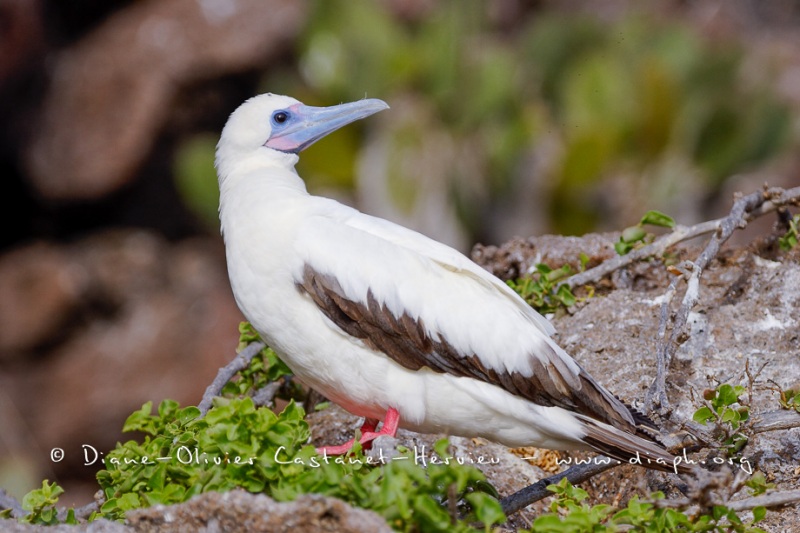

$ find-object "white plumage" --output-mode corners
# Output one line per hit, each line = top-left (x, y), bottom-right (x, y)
(216, 93), (688, 472)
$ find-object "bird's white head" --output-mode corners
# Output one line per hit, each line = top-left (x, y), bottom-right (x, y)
(215, 93), (389, 185)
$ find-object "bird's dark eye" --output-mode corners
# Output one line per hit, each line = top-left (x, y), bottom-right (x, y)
(273, 111), (289, 124)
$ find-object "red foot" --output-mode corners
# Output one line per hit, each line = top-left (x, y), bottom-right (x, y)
(316, 407), (400, 455)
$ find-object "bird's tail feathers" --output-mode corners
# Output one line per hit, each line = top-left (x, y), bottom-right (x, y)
(616, 397), (662, 440)
(578, 416), (694, 475)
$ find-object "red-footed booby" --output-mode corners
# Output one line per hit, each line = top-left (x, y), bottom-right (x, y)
(216, 93), (690, 474)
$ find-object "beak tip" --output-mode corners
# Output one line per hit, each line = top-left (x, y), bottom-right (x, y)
(369, 98), (390, 111)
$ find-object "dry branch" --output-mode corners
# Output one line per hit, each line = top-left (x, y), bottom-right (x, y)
(726, 490), (800, 512)
(751, 409), (800, 434)
(500, 459), (618, 515)
(197, 341), (266, 415)
(651, 489), (800, 514)
(646, 186), (800, 414)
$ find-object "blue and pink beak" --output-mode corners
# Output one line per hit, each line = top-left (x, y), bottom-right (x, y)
(265, 98), (389, 154)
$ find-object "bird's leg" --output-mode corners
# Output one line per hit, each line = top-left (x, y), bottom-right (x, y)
(315, 418), (379, 456)
(316, 407), (400, 456)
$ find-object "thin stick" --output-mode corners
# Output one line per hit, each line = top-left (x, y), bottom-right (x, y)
(751, 409), (800, 434)
(563, 186), (800, 291)
(198, 341), (266, 415)
(500, 458), (618, 515)
(251, 380), (282, 408)
(563, 220), (719, 290)
(651, 489), (800, 513)
(646, 187), (800, 414)
(727, 490), (800, 512)
(647, 269), (684, 412)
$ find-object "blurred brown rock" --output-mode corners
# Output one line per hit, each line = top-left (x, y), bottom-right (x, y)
(25, 0), (308, 200)
(0, 230), (242, 487)
(0, 0), (44, 83)
(0, 243), (84, 357)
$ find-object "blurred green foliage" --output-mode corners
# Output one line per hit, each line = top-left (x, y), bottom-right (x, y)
(174, 134), (220, 230)
(176, 2), (792, 239)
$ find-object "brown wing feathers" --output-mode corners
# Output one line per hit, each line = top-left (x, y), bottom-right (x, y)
(298, 264), (683, 470)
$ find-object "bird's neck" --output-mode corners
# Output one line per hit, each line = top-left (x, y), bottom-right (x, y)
(218, 149), (307, 194)
(217, 153), (310, 240)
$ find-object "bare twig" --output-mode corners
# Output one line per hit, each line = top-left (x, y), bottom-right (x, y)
(751, 409), (800, 434)
(251, 380), (282, 408)
(71, 500), (100, 520)
(500, 458), (618, 515)
(563, 186), (800, 291)
(727, 490), (800, 512)
(649, 489), (800, 515)
(198, 341), (266, 415)
(562, 220), (720, 290)
(644, 187), (800, 415)
(647, 265), (687, 412)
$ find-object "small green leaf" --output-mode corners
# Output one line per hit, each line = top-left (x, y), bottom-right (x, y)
(693, 406), (714, 424)
(621, 225), (647, 243)
(721, 408), (740, 425)
(466, 492), (506, 530)
(123, 401), (155, 433)
(640, 210), (676, 228)
(178, 406), (201, 424)
(717, 383), (741, 406)
(778, 215), (799, 251)
(745, 472), (774, 496)
(615, 239), (634, 255)
(314, 401), (331, 411)
(555, 284), (577, 307)
(752, 505), (767, 522)
(579, 252), (590, 271)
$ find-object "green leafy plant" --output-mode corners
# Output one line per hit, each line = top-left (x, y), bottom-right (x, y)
(615, 210), (676, 255)
(744, 472), (775, 498)
(526, 479), (767, 533)
(16, 397), (503, 531)
(778, 213), (799, 251)
(693, 384), (750, 456)
(10, 319), (508, 531)
(529, 477), (612, 531)
(769, 382), (800, 413)
(506, 263), (580, 314)
(18, 481), (75, 526)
